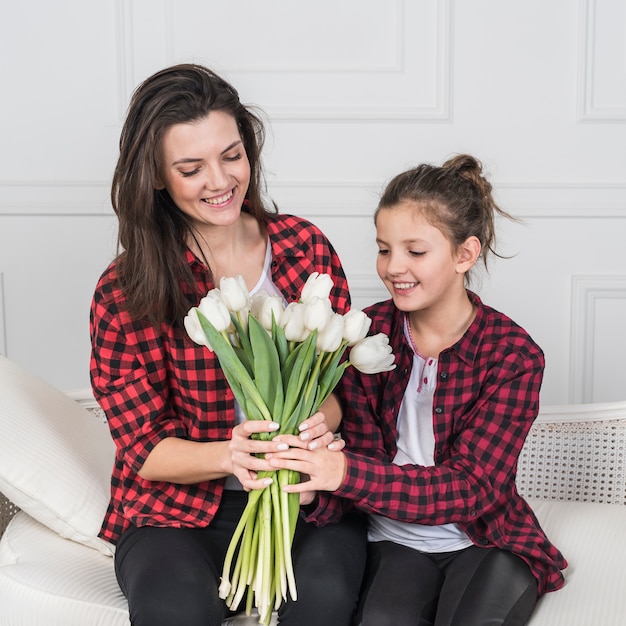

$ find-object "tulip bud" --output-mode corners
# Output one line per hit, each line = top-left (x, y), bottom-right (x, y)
(342, 309), (372, 346)
(251, 291), (285, 331)
(184, 308), (213, 350)
(197, 293), (232, 332)
(316, 313), (344, 353)
(300, 272), (334, 303)
(303, 296), (333, 333)
(281, 302), (310, 342)
(219, 275), (250, 312)
(349, 333), (396, 374)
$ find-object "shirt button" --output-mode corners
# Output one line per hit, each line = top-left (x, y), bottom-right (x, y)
(469, 510), (476, 517)
(434, 407), (443, 414)
(440, 372), (448, 379)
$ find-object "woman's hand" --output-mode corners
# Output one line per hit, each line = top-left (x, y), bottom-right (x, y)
(228, 420), (290, 491)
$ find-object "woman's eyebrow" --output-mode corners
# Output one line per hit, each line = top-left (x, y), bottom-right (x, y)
(172, 140), (243, 166)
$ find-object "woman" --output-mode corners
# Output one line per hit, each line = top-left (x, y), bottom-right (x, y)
(90, 63), (365, 626)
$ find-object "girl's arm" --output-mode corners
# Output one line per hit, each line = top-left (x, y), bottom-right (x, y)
(271, 345), (544, 526)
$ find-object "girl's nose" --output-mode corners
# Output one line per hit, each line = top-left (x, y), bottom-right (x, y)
(385, 252), (406, 275)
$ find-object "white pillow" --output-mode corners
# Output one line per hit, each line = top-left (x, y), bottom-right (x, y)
(0, 356), (115, 556)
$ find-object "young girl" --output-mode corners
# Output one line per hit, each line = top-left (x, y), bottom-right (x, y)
(90, 63), (365, 626)
(270, 154), (567, 625)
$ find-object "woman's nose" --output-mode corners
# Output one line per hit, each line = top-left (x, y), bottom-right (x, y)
(204, 162), (228, 191)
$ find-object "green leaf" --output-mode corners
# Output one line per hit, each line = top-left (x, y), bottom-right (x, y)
(248, 315), (284, 420)
(280, 339), (304, 389)
(197, 310), (271, 421)
(232, 345), (253, 379)
(272, 316), (289, 366)
(281, 331), (317, 421)
(230, 312), (252, 355)
(316, 347), (349, 407)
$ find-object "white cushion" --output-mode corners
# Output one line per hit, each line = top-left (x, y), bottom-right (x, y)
(0, 356), (115, 555)
(527, 499), (626, 625)
(0, 511), (277, 626)
(0, 512), (127, 625)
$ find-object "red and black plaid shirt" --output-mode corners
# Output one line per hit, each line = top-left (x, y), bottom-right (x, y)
(90, 214), (350, 544)
(310, 293), (567, 595)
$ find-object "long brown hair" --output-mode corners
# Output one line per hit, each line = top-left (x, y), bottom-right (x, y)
(112, 63), (276, 327)
(375, 154), (516, 280)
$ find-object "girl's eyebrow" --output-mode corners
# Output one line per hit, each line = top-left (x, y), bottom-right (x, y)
(376, 237), (427, 245)
(172, 140), (243, 166)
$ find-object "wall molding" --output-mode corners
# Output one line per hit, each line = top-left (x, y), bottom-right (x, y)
(569, 275), (626, 403)
(118, 0), (452, 122)
(268, 180), (626, 219)
(115, 0), (136, 121)
(578, 0), (626, 121)
(0, 273), (5, 357)
(0, 181), (111, 216)
(347, 273), (389, 310)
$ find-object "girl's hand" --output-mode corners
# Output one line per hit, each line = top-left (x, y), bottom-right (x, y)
(267, 446), (347, 494)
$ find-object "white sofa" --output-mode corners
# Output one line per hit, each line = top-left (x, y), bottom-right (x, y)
(1, 354), (626, 625)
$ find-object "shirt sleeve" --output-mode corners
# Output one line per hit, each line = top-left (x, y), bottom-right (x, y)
(89, 272), (188, 475)
(333, 339), (545, 526)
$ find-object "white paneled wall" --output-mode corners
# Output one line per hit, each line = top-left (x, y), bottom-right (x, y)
(0, 0), (624, 404)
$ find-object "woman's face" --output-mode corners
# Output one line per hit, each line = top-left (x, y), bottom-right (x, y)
(158, 110), (251, 232)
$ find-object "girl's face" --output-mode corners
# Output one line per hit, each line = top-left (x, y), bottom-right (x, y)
(158, 110), (251, 232)
(375, 202), (469, 314)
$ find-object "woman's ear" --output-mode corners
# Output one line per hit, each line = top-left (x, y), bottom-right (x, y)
(154, 177), (165, 191)
(456, 236), (481, 274)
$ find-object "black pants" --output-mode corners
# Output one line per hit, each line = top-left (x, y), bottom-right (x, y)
(114, 491), (366, 626)
(355, 541), (538, 626)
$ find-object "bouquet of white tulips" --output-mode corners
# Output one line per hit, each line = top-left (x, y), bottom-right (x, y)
(185, 273), (395, 624)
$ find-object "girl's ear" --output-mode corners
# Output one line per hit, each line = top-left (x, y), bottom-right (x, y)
(456, 235), (481, 274)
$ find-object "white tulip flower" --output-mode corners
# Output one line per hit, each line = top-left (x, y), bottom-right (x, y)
(300, 272), (334, 303)
(184, 309), (213, 349)
(197, 293), (232, 332)
(303, 296), (333, 333)
(251, 291), (285, 331)
(281, 302), (310, 342)
(349, 333), (396, 374)
(316, 313), (345, 353)
(342, 309), (372, 346)
(220, 275), (250, 312)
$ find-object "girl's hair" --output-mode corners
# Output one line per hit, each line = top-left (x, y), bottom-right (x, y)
(375, 154), (515, 277)
(111, 63), (276, 327)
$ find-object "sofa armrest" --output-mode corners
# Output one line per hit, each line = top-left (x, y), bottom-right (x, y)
(517, 401), (626, 505)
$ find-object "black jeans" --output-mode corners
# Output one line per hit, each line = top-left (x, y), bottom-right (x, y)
(355, 541), (538, 626)
(114, 491), (366, 626)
